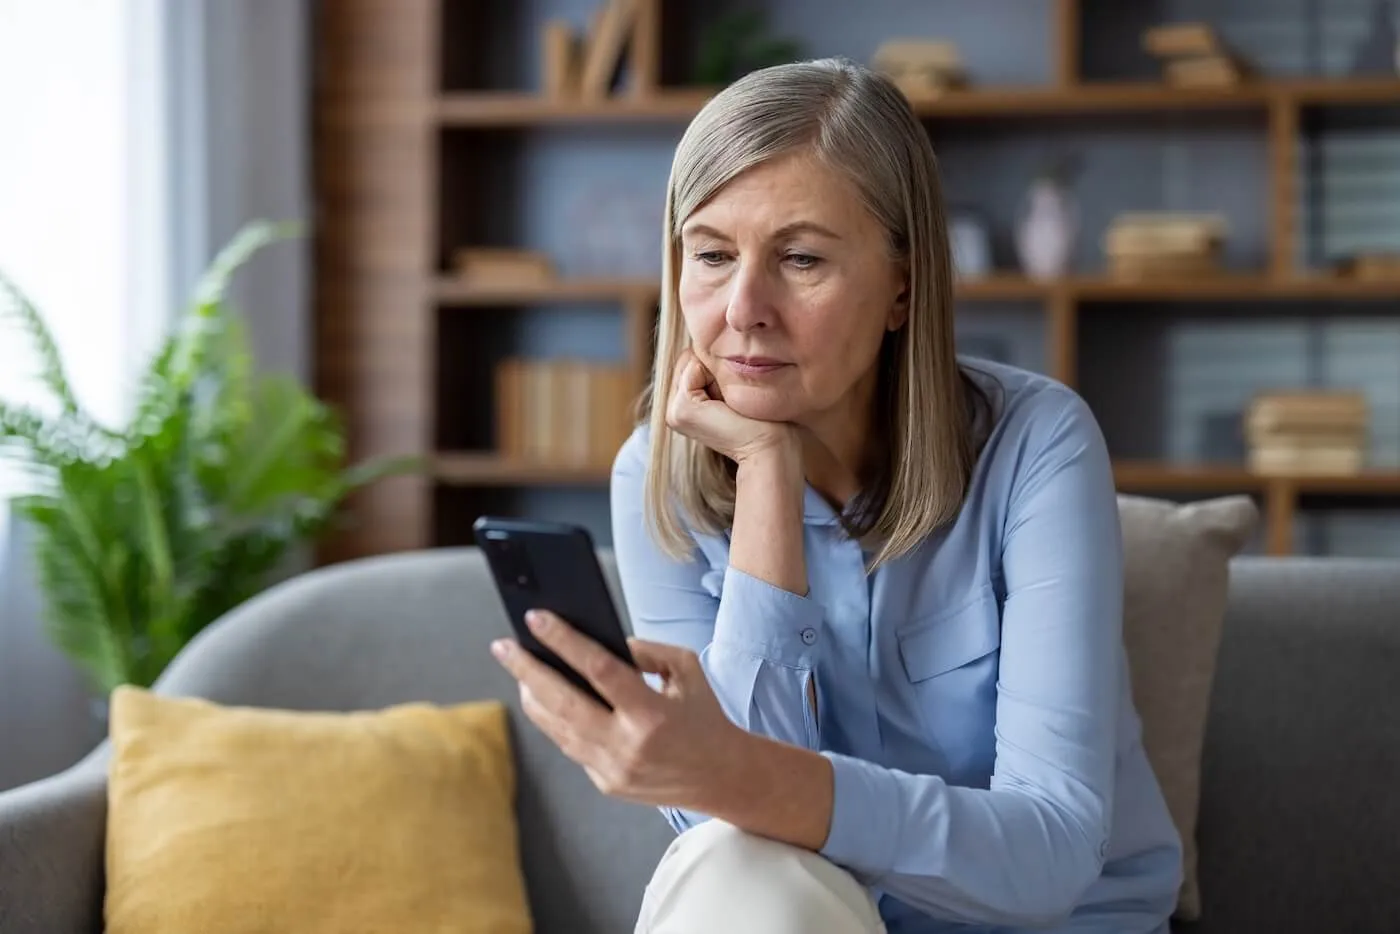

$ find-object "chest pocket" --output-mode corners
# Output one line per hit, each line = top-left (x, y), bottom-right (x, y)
(896, 584), (1002, 776)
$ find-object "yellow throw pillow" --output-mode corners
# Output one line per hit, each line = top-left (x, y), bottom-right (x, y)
(105, 686), (533, 934)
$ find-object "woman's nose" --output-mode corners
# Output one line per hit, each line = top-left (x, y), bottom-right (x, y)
(724, 261), (776, 332)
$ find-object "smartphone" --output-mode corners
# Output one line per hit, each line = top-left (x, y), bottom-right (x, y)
(473, 515), (636, 708)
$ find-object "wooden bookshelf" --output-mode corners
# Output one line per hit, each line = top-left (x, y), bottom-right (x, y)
(316, 1), (1400, 561)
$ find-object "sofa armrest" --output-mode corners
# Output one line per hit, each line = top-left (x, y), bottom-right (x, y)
(0, 750), (108, 934)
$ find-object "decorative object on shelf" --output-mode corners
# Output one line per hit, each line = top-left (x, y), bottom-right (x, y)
(871, 39), (968, 98)
(495, 358), (635, 468)
(541, 19), (582, 98)
(1245, 390), (1369, 476)
(1103, 212), (1226, 279)
(0, 222), (417, 694)
(561, 0), (660, 100)
(949, 208), (993, 279)
(453, 248), (556, 288)
(1015, 155), (1080, 280)
(1336, 251), (1400, 280)
(691, 8), (803, 87)
(1143, 22), (1252, 87)
(1347, 0), (1399, 76)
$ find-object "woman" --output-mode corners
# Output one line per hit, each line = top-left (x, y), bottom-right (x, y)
(489, 57), (1183, 933)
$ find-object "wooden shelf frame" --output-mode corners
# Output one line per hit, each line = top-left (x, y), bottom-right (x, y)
(435, 78), (1400, 128)
(434, 271), (1400, 307)
(316, 2), (1400, 562)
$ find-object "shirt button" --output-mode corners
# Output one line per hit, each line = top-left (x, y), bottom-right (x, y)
(800, 628), (817, 645)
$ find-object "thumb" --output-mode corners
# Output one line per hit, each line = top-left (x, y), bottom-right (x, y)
(627, 638), (700, 681)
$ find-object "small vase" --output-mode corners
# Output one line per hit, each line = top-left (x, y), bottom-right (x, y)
(1015, 179), (1078, 280)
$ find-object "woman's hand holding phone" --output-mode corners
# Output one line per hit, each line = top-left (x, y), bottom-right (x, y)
(490, 609), (749, 813)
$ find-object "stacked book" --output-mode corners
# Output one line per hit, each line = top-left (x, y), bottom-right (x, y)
(1143, 22), (1250, 88)
(1104, 213), (1227, 278)
(872, 39), (968, 97)
(453, 248), (555, 289)
(1245, 391), (1369, 476)
(1336, 252), (1400, 281)
(495, 358), (637, 468)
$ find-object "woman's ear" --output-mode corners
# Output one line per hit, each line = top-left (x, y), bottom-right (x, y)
(886, 270), (910, 331)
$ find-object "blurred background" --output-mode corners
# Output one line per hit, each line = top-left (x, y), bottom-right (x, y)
(2, 0), (1399, 786)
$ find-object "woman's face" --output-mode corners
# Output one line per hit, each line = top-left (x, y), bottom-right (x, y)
(677, 151), (908, 427)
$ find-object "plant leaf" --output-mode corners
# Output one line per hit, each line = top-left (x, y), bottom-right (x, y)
(13, 492), (131, 693)
(0, 270), (83, 417)
(192, 220), (302, 312)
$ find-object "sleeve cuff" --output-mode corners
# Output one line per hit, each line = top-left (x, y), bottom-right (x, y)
(712, 565), (825, 667)
(819, 751), (902, 878)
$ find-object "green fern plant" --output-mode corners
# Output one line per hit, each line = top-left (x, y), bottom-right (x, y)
(0, 221), (418, 694)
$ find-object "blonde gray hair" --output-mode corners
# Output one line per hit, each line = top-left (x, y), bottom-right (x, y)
(641, 57), (983, 569)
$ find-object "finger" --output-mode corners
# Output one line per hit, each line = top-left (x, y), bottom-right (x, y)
(684, 355), (723, 401)
(670, 362), (723, 435)
(525, 610), (654, 711)
(491, 636), (612, 736)
(519, 684), (587, 759)
(679, 356), (707, 395)
(627, 638), (702, 682)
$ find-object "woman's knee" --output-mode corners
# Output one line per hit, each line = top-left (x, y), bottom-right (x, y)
(636, 820), (885, 934)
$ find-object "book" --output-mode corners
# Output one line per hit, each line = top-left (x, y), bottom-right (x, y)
(494, 358), (635, 467)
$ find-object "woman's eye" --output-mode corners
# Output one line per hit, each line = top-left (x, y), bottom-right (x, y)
(693, 250), (728, 266)
(785, 253), (821, 270)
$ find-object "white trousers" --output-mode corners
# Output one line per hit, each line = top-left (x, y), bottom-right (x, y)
(635, 820), (888, 934)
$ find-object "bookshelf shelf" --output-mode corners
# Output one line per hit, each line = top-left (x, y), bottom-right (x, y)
(436, 90), (713, 127)
(434, 453), (612, 486)
(1070, 274), (1400, 302)
(432, 273), (1400, 309)
(1113, 462), (1400, 494)
(433, 276), (659, 306)
(435, 78), (1400, 129)
(440, 453), (1400, 504)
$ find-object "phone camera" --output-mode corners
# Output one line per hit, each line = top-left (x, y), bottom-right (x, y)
(489, 537), (537, 591)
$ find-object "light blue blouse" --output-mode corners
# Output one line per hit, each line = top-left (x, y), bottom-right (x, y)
(609, 359), (1183, 934)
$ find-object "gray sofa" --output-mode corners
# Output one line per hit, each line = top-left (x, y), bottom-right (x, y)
(2, 547), (1398, 933)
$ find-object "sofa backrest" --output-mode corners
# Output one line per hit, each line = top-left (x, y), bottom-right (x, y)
(159, 546), (1400, 934)
(1183, 556), (1400, 934)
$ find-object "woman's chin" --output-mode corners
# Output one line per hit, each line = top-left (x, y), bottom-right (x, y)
(722, 385), (800, 423)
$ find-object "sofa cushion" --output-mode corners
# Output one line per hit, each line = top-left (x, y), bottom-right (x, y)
(104, 685), (533, 934)
(1117, 494), (1258, 920)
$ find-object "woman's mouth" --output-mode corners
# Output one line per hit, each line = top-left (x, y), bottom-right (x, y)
(722, 354), (789, 375)
(723, 356), (790, 377)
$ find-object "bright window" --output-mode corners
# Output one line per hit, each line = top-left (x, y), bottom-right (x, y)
(0, 0), (170, 511)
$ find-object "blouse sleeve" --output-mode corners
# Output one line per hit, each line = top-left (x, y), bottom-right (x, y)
(608, 430), (825, 834)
